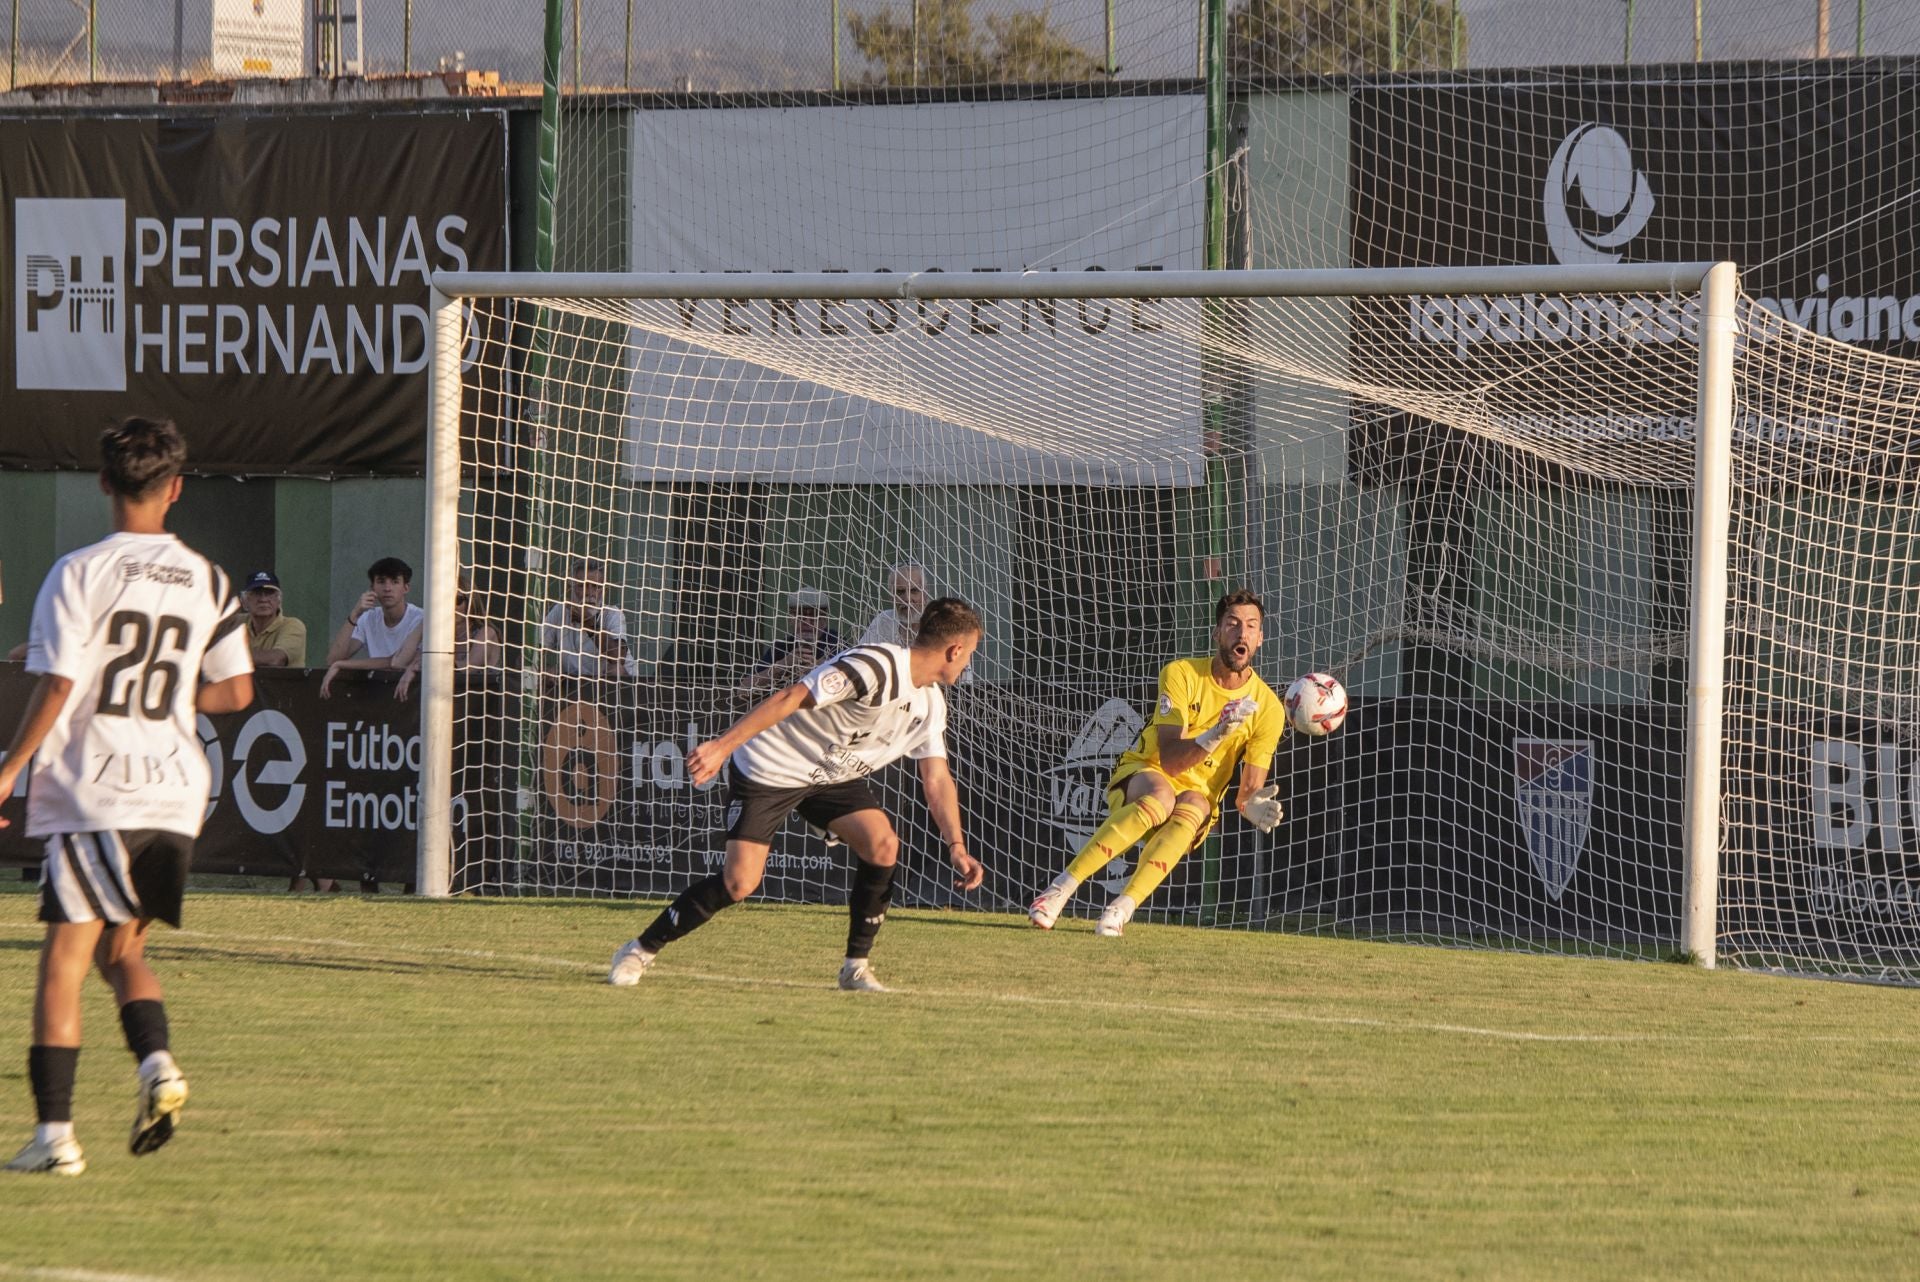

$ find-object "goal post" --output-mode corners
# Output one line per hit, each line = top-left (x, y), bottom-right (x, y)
(419, 263), (1742, 970)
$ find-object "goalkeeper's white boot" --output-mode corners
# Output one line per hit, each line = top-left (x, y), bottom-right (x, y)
(130, 1053), (188, 1157)
(838, 959), (890, 992)
(5, 1134), (85, 1176)
(1028, 878), (1076, 931)
(608, 939), (657, 987)
(1095, 895), (1137, 938)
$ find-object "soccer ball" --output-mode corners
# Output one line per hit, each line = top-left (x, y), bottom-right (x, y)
(1284, 672), (1349, 737)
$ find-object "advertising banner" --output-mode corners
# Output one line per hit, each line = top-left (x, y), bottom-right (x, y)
(212, 0), (305, 77)
(0, 668), (431, 883)
(627, 96), (1208, 486)
(1, 111), (510, 475)
(1346, 68), (1920, 462)
(23, 664), (1907, 954)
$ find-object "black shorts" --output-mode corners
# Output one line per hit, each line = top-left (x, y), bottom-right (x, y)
(723, 764), (883, 847)
(39, 830), (193, 928)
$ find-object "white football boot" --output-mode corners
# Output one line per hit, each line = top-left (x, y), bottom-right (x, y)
(5, 1135), (85, 1176)
(1028, 883), (1073, 931)
(131, 1055), (188, 1156)
(608, 939), (657, 987)
(837, 959), (891, 992)
(1095, 895), (1138, 937)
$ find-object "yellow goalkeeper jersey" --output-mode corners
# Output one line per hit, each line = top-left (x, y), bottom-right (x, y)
(1113, 657), (1286, 806)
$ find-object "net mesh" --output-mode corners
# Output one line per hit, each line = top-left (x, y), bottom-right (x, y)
(445, 270), (1920, 981)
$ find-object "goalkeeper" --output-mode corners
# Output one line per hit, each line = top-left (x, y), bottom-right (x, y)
(1029, 589), (1286, 937)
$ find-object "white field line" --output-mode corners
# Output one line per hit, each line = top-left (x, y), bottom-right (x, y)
(0, 919), (1647, 1044)
(0, 1266), (189, 1282)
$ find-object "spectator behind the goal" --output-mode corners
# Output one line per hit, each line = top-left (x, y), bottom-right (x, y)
(856, 562), (929, 648)
(392, 569), (504, 703)
(240, 570), (307, 669)
(319, 556), (423, 699)
(541, 560), (635, 695)
(744, 587), (845, 694)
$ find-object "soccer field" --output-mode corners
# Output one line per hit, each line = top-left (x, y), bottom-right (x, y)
(2, 891), (1918, 1281)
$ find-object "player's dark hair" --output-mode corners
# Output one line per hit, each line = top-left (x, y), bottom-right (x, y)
(1215, 588), (1264, 624)
(906, 594), (983, 644)
(912, 597), (983, 648)
(99, 417), (186, 499)
(367, 556), (413, 584)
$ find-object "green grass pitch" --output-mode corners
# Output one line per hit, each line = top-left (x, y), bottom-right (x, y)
(1, 890), (1917, 1280)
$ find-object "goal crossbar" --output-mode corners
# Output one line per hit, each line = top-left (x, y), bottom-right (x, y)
(432, 263), (1724, 302)
(420, 262), (1740, 972)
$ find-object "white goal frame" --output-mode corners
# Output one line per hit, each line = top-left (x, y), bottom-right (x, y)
(420, 262), (1739, 967)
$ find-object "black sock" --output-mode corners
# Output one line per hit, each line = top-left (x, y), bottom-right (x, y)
(846, 861), (897, 960)
(119, 1000), (170, 1063)
(638, 874), (737, 954)
(27, 1046), (80, 1124)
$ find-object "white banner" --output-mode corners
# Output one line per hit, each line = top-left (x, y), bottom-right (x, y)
(627, 96), (1207, 485)
(212, 0), (304, 78)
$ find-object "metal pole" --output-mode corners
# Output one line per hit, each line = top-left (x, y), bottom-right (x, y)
(1623, 0), (1637, 63)
(173, 0), (184, 79)
(404, 0), (413, 74)
(1451, 1), (1463, 69)
(1680, 261), (1739, 969)
(9, 0), (17, 90)
(1105, 0), (1117, 75)
(1816, 0), (1830, 56)
(911, 0), (919, 86)
(1388, 0), (1400, 70)
(1694, 0), (1705, 61)
(573, 0), (582, 91)
(624, 0), (633, 87)
(87, 0), (95, 81)
(832, 0), (841, 90)
(419, 288), (463, 899)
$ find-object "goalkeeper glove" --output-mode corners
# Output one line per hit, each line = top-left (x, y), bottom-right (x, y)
(1195, 695), (1259, 752)
(1242, 783), (1284, 834)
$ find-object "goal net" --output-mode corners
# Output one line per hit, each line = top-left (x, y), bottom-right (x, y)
(421, 259), (1920, 985)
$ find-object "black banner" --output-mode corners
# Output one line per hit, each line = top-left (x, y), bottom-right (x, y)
(1351, 67), (1920, 353)
(0, 111), (509, 475)
(1346, 67), (1920, 482)
(9, 661), (1913, 954)
(1, 666), (425, 882)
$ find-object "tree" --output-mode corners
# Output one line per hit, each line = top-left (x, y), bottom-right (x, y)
(849, 0), (1105, 87)
(1228, 0), (1465, 78)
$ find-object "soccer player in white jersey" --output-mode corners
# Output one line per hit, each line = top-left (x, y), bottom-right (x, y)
(608, 598), (986, 992)
(0, 418), (255, 1177)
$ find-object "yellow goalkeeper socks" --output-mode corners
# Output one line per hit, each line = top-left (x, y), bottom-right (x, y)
(1064, 793), (1170, 884)
(1119, 798), (1210, 904)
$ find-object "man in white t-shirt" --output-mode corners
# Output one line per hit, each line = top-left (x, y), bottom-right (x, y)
(856, 562), (930, 649)
(320, 556), (424, 699)
(541, 560), (634, 688)
(607, 598), (986, 993)
(0, 418), (255, 1177)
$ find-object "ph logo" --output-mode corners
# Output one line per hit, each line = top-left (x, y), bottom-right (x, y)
(1542, 125), (1654, 267)
(13, 198), (126, 391)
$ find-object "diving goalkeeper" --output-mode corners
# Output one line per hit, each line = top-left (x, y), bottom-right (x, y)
(1029, 588), (1286, 937)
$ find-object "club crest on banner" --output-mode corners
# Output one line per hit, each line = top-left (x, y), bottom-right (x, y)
(1514, 738), (1594, 901)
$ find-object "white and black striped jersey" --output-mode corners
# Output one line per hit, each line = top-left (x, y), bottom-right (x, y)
(732, 642), (948, 789)
(21, 531), (253, 838)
